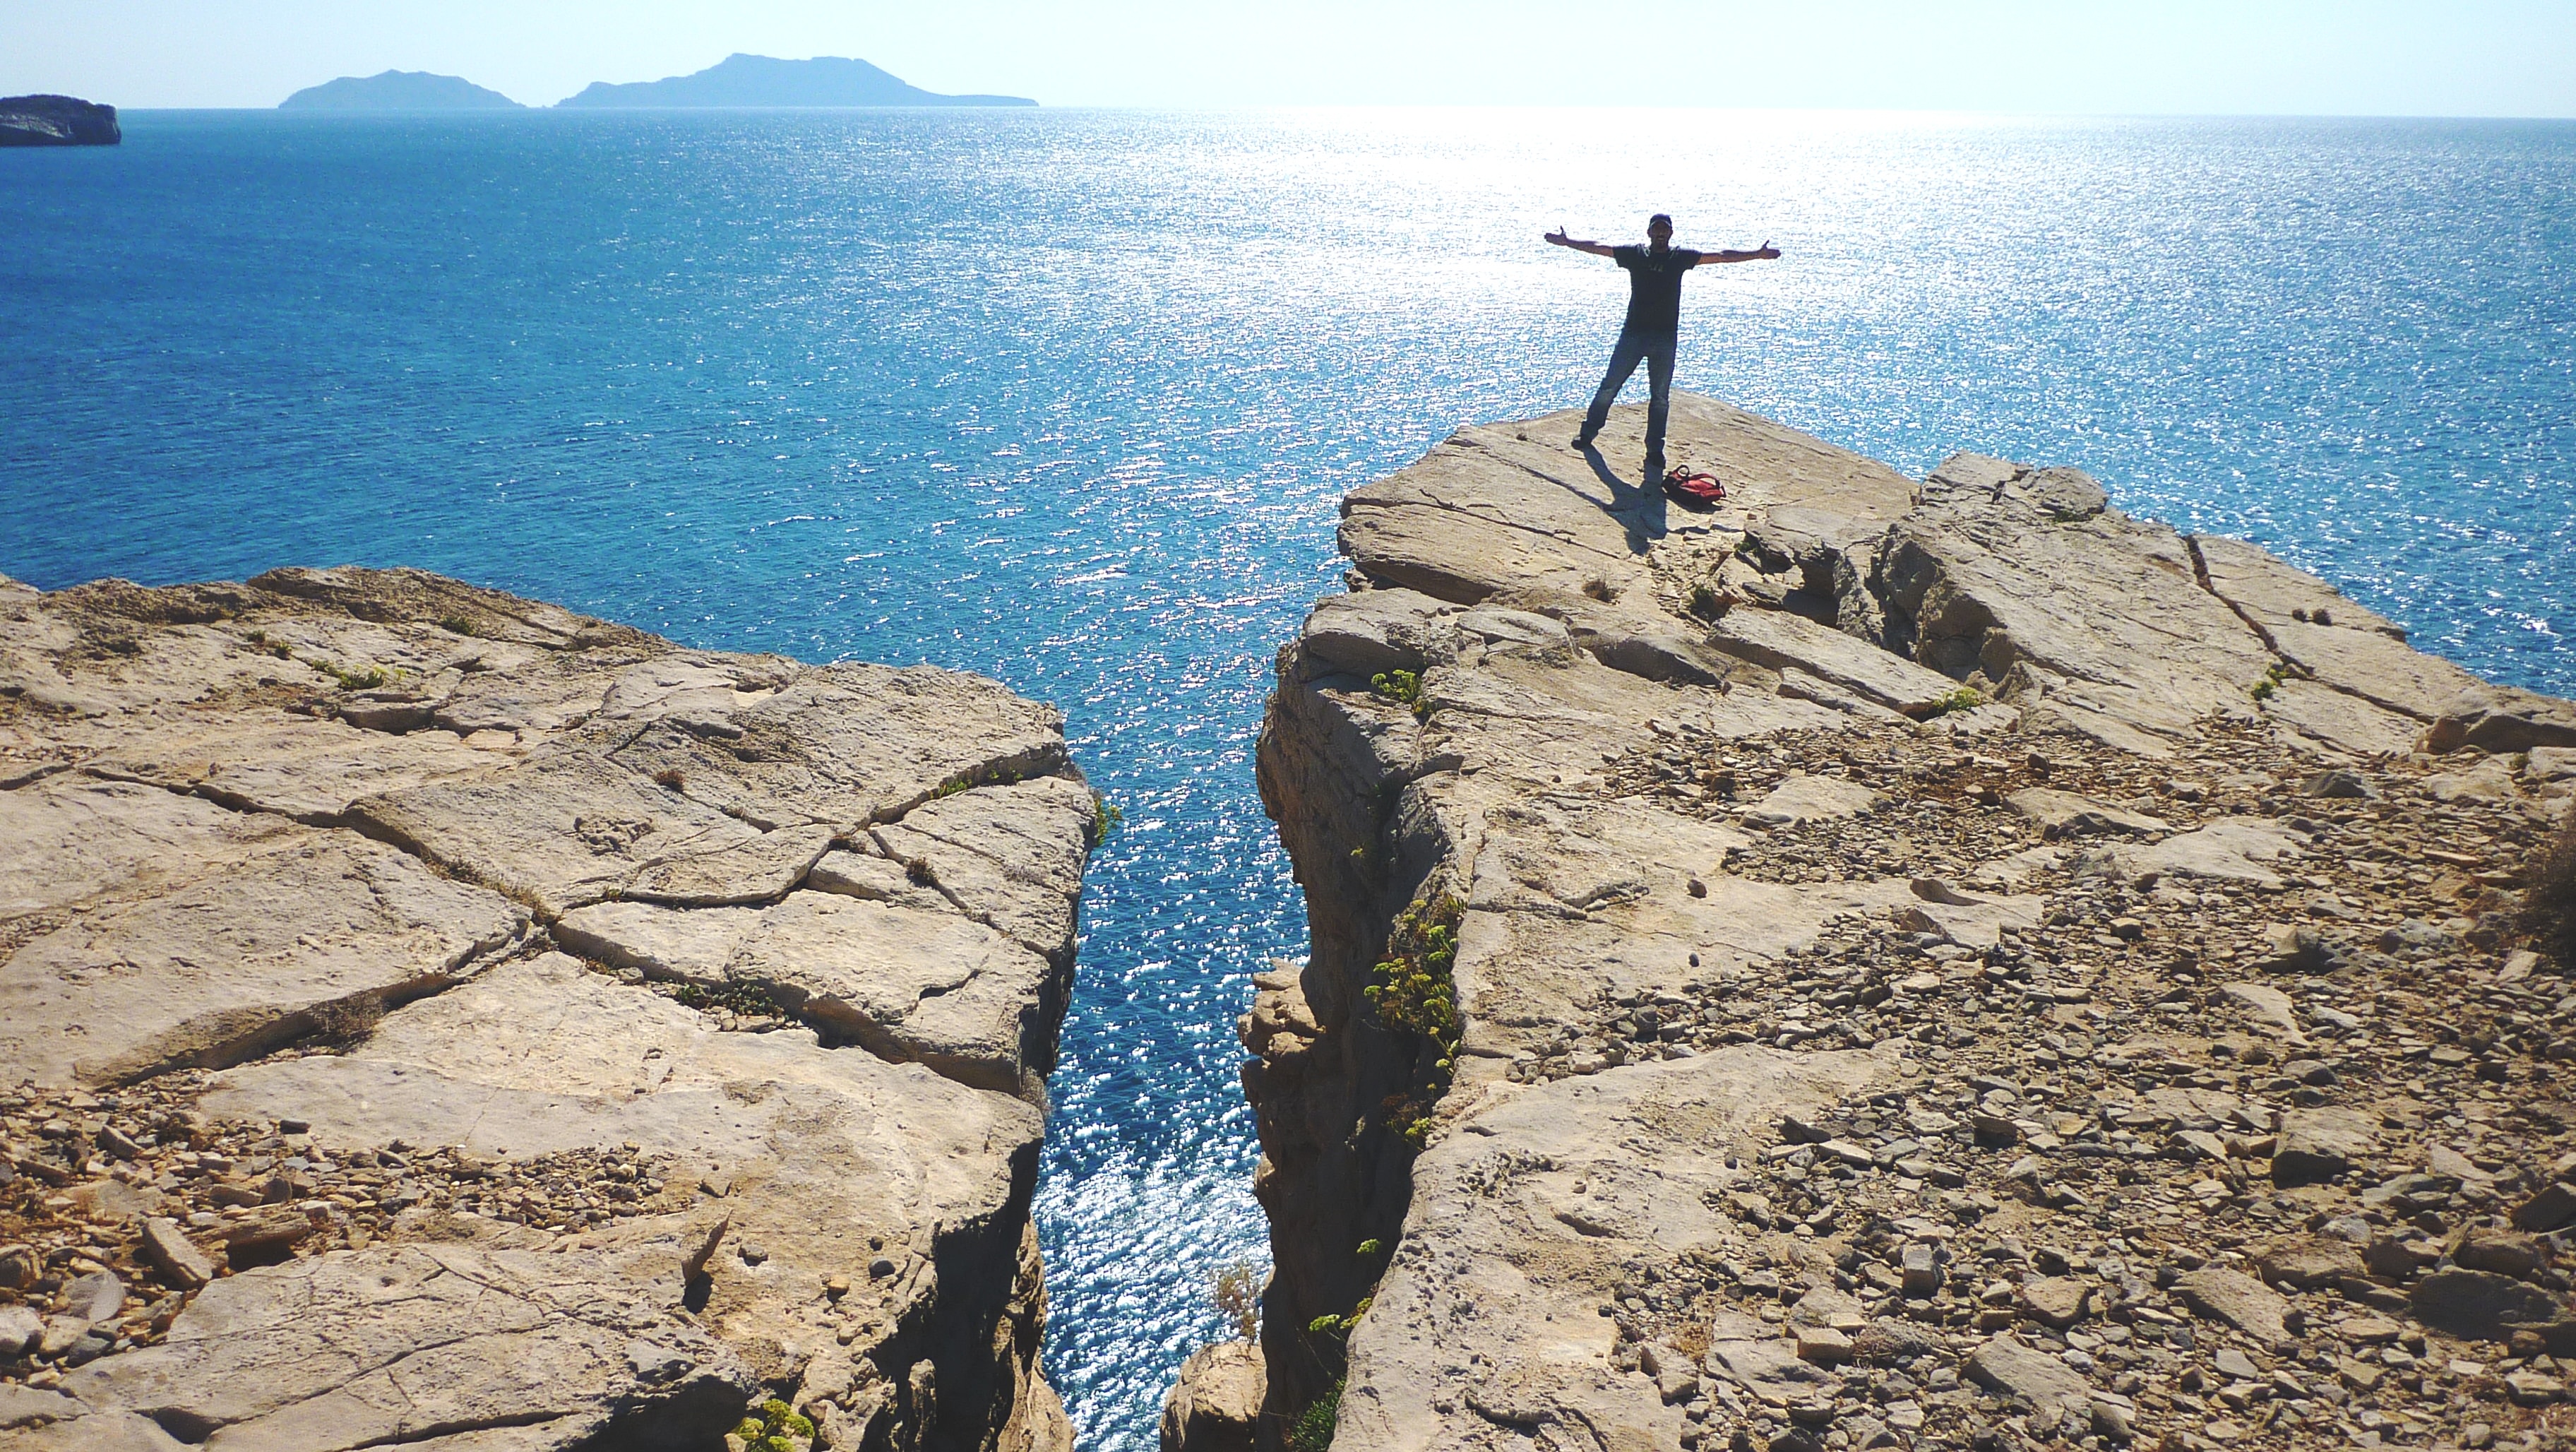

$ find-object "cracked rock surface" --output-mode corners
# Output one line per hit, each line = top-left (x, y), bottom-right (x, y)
(0, 566), (1085, 1452)
(1181, 397), (2576, 1452)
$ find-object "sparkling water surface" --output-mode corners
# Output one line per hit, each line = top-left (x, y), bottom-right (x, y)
(4, 109), (2572, 1446)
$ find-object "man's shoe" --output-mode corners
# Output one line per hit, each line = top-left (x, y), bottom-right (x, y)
(1571, 432), (1597, 451)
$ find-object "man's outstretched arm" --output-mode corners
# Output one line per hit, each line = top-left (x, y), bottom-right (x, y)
(1544, 228), (1618, 258)
(1690, 241), (1782, 266)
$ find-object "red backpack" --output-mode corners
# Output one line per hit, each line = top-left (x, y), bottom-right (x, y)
(1662, 465), (1725, 509)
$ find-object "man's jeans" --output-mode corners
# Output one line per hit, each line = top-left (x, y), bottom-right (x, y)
(1580, 328), (1677, 459)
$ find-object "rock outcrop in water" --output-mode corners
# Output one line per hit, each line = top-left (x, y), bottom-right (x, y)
(1182, 395), (2576, 1450)
(0, 567), (1084, 1451)
(280, 71), (525, 111)
(0, 97), (119, 148)
(557, 55), (1035, 109)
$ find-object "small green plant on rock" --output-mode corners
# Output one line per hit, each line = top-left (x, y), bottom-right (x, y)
(436, 614), (479, 636)
(1369, 669), (1428, 720)
(1354, 1239), (1383, 1260)
(1306, 1296), (1369, 1339)
(306, 658), (397, 691)
(1087, 792), (1123, 850)
(1926, 686), (1984, 717)
(2250, 661), (2291, 702)
(1286, 1379), (1344, 1452)
(729, 1396), (814, 1452)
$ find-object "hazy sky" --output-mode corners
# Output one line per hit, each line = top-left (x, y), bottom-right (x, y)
(8, 1), (2573, 114)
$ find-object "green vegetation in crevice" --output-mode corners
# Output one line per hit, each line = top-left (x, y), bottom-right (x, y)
(305, 657), (399, 691)
(1286, 1379), (1344, 1452)
(729, 1396), (815, 1452)
(1305, 1295), (1371, 1340)
(930, 763), (1029, 805)
(1924, 685), (1985, 717)
(1364, 891), (1465, 1150)
(657, 975), (803, 1024)
(1368, 668), (1429, 721)
(2250, 660), (2291, 701)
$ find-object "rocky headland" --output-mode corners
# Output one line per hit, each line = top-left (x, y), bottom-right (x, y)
(1175, 395), (2576, 1452)
(0, 567), (1090, 1451)
(0, 97), (119, 148)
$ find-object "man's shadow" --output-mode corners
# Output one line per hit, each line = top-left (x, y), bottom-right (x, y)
(1578, 444), (1669, 557)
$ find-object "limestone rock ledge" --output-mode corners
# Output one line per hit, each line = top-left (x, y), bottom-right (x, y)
(1210, 396), (2576, 1450)
(0, 567), (1083, 1451)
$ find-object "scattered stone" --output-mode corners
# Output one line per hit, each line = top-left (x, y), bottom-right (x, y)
(2411, 1268), (2563, 1343)
(1966, 1333), (2095, 1424)
(2173, 1267), (2296, 1345)
(0, 1304), (43, 1357)
(138, 1219), (215, 1292)
(2505, 1370), (2567, 1406)
(2005, 788), (2171, 840)
(2253, 1236), (2361, 1290)
(1792, 1325), (1853, 1365)
(2270, 1106), (2373, 1186)
(2511, 1181), (2576, 1232)
(2016, 1275), (2089, 1329)
(2457, 1233), (2548, 1280)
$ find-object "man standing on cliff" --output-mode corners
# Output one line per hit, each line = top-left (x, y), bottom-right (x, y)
(1546, 215), (1779, 476)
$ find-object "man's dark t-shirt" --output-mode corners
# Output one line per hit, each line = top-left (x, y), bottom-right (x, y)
(1614, 244), (1700, 335)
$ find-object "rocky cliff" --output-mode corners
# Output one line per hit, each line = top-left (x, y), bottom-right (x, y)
(0, 97), (119, 148)
(0, 567), (1087, 1451)
(1188, 395), (2576, 1451)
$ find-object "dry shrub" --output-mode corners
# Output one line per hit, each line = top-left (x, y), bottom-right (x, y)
(1212, 1259), (1263, 1341)
(309, 994), (386, 1045)
(2529, 799), (2576, 969)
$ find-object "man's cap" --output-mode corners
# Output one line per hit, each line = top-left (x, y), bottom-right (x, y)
(1648, 213), (1673, 227)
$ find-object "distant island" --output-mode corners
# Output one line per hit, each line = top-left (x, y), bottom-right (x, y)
(555, 54), (1034, 108)
(280, 71), (524, 110)
(0, 94), (119, 146)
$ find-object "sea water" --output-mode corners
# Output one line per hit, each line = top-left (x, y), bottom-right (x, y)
(4, 108), (2570, 1446)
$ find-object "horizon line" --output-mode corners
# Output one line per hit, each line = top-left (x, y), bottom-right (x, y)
(89, 103), (2576, 122)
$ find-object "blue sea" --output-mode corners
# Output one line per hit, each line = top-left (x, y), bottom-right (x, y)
(4, 109), (2571, 1446)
